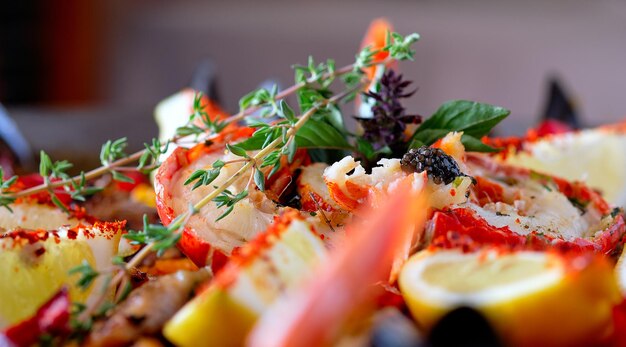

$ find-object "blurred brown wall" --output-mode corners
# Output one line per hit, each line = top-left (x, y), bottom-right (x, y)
(0, 1), (101, 105)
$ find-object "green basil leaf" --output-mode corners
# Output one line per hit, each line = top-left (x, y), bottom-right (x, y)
(356, 138), (375, 161)
(417, 100), (510, 139)
(460, 134), (499, 153)
(410, 128), (450, 147)
(324, 105), (345, 132)
(408, 138), (425, 149)
(295, 119), (352, 150)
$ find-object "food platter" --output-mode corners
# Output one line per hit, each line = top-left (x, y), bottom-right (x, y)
(1, 19), (626, 347)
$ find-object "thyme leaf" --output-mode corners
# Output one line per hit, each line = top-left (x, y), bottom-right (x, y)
(124, 215), (181, 257)
(68, 261), (99, 291)
(213, 189), (249, 221)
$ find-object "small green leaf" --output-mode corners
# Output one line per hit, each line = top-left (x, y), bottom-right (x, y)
(0, 168), (17, 190)
(100, 138), (128, 165)
(184, 170), (206, 186)
(111, 171), (135, 183)
(0, 197), (16, 212)
(39, 150), (52, 177)
(268, 163), (281, 179)
(254, 168), (265, 191)
(237, 131), (270, 151)
(50, 194), (69, 213)
(386, 32), (421, 61)
(245, 118), (270, 128)
(69, 261), (99, 291)
(226, 144), (249, 158)
(295, 119), (352, 150)
(215, 205), (234, 222)
(460, 134), (499, 153)
(239, 88), (272, 111)
(356, 138), (375, 161)
(278, 100), (296, 124)
(287, 139), (298, 163)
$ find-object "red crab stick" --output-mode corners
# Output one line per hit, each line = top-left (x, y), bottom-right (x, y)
(246, 179), (427, 347)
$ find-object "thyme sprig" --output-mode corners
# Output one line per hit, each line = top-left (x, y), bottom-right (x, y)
(0, 29), (418, 210)
(68, 260), (100, 291)
(125, 215), (182, 256)
(71, 81), (364, 329)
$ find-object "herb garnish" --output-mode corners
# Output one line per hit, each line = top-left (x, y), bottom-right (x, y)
(409, 100), (510, 152)
(355, 70), (421, 158)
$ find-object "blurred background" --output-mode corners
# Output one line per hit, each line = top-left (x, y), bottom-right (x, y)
(2, 0), (626, 170)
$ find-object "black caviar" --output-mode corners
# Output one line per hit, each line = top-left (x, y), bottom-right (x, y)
(400, 146), (466, 185)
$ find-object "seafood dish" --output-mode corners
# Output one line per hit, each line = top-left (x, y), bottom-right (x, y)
(1, 19), (626, 347)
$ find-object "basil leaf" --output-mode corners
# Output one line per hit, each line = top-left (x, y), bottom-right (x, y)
(460, 134), (499, 153)
(410, 128), (450, 147)
(356, 138), (376, 161)
(324, 105), (345, 133)
(417, 100), (510, 138)
(236, 134), (265, 151)
(408, 100), (509, 151)
(295, 119), (352, 150)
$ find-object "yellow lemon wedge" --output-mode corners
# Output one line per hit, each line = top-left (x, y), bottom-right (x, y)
(164, 213), (327, 347)
(503, 128), (626, 206)
(399, 249), (620, 347)
(0, 223), (122, 328)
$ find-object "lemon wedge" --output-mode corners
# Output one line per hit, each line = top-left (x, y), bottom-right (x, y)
(399, 249), (620, 346)
(164, 214), (327, 347)
(0, 223), (122, 328)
